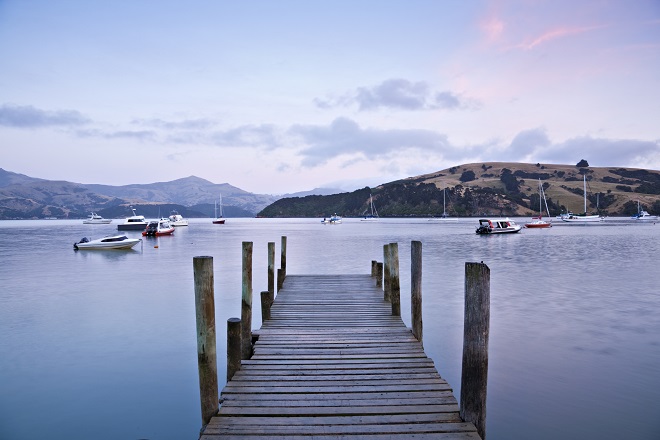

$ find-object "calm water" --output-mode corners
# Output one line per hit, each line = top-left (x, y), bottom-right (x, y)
(1, 218), (659, 439)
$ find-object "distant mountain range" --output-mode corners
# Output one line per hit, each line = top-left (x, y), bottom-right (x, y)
(0, 168), (342, 219)
(258, 161), (660, 218)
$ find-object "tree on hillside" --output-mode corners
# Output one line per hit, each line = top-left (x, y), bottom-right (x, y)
(576, 159), (589, 167)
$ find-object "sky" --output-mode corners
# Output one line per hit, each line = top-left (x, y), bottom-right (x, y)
(1, 0), (659, 194)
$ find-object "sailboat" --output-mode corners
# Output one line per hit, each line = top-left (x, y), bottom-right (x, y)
(561, 175), (604, 223)
(525, 180), (552, 229)
(429, 188), (457, 221)
(212, 196), (226, 224)
(361, 194), (379, 221)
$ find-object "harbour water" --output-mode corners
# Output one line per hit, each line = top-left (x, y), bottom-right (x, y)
(0, 218), (659, 439)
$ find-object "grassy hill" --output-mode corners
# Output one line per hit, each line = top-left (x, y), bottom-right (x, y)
(259, 162), (660, 218)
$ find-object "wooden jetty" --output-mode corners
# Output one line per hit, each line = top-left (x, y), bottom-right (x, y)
(194, 240), (488, 439)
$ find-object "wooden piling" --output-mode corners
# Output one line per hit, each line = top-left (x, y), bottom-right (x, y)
(376, 262), (383, 288)
(226, 317), (241, 381)
(241, 242), (253, 360)
(383, 244), (391, 302)
(371, 260), (377, 277)
(260, 290), (273, 321)
(280, 236), (287, 278)
(460, 262), (490, 440)
(267, 242), (275, 294)
(193, 256), (218, 428)
(411, 240), (423, 343)
(389, 242), (401, 316)
(277, 268), (283, 291)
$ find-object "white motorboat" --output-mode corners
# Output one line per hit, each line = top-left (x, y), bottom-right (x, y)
(632, 201), (658, 221)
(322, 214), (342, 224)
(561, 175), (604, 223)
(117, 208), (149, 230)
(168, 210), (189, 226)
(83, 212), (112, 224)
(142, 219), (175, 236)
(476, 218), (522, 234)
(74, 235), (141, 250)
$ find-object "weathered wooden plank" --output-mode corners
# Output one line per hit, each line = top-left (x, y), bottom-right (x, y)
(205, 422), (476, 435)
(216, 404), (460, 416)
(209, 412), (462, 425)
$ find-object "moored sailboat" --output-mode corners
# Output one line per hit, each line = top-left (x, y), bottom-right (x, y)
(212, 196), (226, 224)
(525, 180), (552, 229)
(361, 194), (379, 221)
(561, 175), (604, 223)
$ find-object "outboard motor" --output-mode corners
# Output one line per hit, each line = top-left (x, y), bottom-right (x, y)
(73, 237), (90, 250)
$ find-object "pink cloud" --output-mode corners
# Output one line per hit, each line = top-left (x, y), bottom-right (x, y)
(480, 16), (505, 43)
(518, 25), (607, 50)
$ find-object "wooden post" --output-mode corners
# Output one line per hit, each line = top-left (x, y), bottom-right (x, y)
(268, 242), (275, 294)
(371, 260), (377, 277)
(193, 256), (218, 428)
(241, 242), (253, 360)
(280, 236), (287, 278)
(383, 244), (391, 302)
(226, 317), (241, 381)
(376, 262), (383, 288)
(277, 268), (283, 291)
(389, 242), (401, 316)
(460, 262), (490, 440)
(260, 290), (273, 321)
(411, 240), (423, 343)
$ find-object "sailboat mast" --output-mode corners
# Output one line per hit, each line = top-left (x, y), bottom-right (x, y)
(583, 175), (587, 214)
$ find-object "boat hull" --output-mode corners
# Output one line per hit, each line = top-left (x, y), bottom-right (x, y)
(74, 236), (141, 250)
(83, 219), (112, 224)
(561, 215), (603, 223)
(212, 219), (226, 224)
(117, 223), (149, 230)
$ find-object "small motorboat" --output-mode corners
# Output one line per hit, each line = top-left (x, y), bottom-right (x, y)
(74, 235), (141, 250)
(322, 214), (342, 224)
(117, 208), (149, 231)
(83, 212), (112, 224)
(476, 218), (522, 235)
(168, 210), (189, 226)
(142, 219), (175, 236)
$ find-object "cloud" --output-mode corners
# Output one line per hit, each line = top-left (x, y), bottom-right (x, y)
(517, 25), (607, 50)
(355, 79), (430, 110)
(209, 124), (281, 148)
(131, 118), (217, 130)
(76, 128), (157, 141)
(288, 117), (451, 167)
(0, 104), (89, 128)
(314, 79), (478, 111)
(533, 136), (660, 167)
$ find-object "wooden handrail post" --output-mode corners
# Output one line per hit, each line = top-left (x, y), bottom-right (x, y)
(389, 242), (400, 316)
(280, 236), (287, 278)
(411, 240), (423, 343)
(241, 242), (253, 360)
(376, 262), (383, 288)
(268, 242), (275, 294)
(383, 244), (391, 302)
(261, 290), (273, 321)
(460, 262), (490, 440)
(226, 317), (241, 381)
(193, 256), (218, 428)
(277, 268), (283, 291)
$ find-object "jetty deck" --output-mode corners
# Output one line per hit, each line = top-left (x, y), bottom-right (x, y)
(200, 273), (481, 439)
